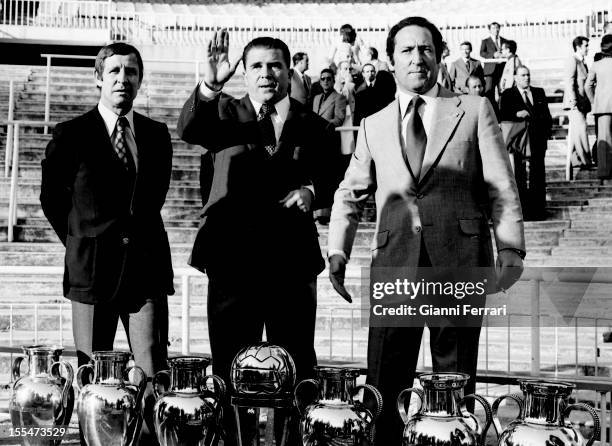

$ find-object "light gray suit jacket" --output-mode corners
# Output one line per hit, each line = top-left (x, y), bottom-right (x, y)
(328, 86), (525, 270)
(585, 57), (612, 114)
(290, 70), (311, 105)
(563, 56), (590, 111)
(313, 90), (347, 128)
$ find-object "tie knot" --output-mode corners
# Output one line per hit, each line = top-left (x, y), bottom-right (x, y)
(116, 116), (128, 132)
(258, 103), (275, 120)
(410, 95), (424, 111)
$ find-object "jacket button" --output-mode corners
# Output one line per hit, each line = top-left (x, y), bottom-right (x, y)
(416, 193), (424, 199)
(122, 237), (130, 245)
(415, 225), (422, 233)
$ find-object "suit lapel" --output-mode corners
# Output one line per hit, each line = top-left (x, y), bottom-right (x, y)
(239, 95), (259, 152)
(318, 93), (335, 115)
(420, 94), (464, 181)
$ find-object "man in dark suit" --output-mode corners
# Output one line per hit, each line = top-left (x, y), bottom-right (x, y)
(289, 51), (312, 105)
(480, 22), (508, 103)
(40, 42), (173, 373)
(448, 41), (484, 93)
(500, 66), (553, 220)
(177, 31), (326, 444)
(328, 16), (525, 445)
(353, 63), (378, 125)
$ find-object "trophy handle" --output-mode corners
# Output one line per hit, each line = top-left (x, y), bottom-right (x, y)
(50, 360), (74, 425)
(397, 387), (423, 424)
(563, 403), (600, 446)
(152, 370), (170, 399)
(460, 394), (494, 446)
(491, 392), (523, 438)
(11, 356), (25, 383)
(76, 363), (94, 391)
(201, 374), (227, 406)
(353, 384), (383, 420)
(294, 379), (319, 415)
(124, 365), (147, 446)
(125, 365), (148, 412)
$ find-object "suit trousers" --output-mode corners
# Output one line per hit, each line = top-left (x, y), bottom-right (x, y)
(596, 114), (612, 179)
(72, 297), (168, 446)
(206, 271), (317, 446)
(514, 147), (547, 220)
(366, 243), (482, 446)
(567, 109), (592, 166)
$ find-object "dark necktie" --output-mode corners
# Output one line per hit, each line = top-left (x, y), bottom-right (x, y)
(114, 116), (135, 172)
(405, 95), (427, 180)
(523, 91), (534, 114)
(465, 59), (470, 72)
(257, 103), (277, 156)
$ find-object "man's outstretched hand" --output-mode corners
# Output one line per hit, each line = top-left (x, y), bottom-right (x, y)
(202, 29), (241, 92)
(329, 254), (352, 303)
(496, 249), (524, 292)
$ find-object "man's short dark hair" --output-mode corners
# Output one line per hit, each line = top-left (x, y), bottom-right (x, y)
(465, 74), (484, 87)
(502, 40), (517, 54)
(460, 41), (472, 50)
(320, 68), (334, 78)
(516, 65), (530, 75)
(292, 51), (308, 66)
(386, 16), (444, 64)
(242, 37), (291, 69)
(488, 22), (501, 29)
(362, 63), (375, 72)
(369, 47), (378, 59)
(95, 42), (144, 82)
(572, 36), (589, 51)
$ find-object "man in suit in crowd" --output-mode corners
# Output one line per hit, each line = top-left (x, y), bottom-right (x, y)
(449, 41), (484, 93)
(177, 31), (326, 444)
(328, 16), (525, 445)
(353, 63), (378, 124)
(40, 42), (173, 444)
(564, 36), (592, 169)
(500, 66), (553, 220)
(466, 74), (485, 96)
(480, 22), (508, 103)
(437, 41), (453, 90)
(586, 34), (612, 182)
(499, 40), (523, 92)
(312, 68), (347, 223)
(289, 51), (312, 105)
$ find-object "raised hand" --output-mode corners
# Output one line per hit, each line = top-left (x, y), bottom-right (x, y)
(202, 29), (241, 91)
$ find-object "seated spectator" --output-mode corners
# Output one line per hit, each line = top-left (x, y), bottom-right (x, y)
(438, 41), (452, 90)
(499, 40), (523, 92)
(448, 41), (484, 93)
(362, 46), (389, 72)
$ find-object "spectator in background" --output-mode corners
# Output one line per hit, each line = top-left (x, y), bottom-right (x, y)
(437, 41), (452, 90)
(335, 60), (357, 155)
(449, 41), (484, 93)
(500, 66), (553, 220)
(586, 34), (612, 182)
(353, 63), (378, 125)
(466, 74), (485, 96)
(363, 46), (389, 72)
(290, 51), (312, 106)
(329, 23), (363, 69)
(312, 68), (347, 224)
(564, 36), (593, 169)
(499, 40), (523, 92)
(480, 22), (508, 103)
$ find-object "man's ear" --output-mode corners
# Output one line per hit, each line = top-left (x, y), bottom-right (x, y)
(94, 70), (103, 88)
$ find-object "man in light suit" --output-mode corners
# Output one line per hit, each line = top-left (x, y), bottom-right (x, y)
(448, 41), (484, 93)
(564, 36), (592, 169)
(289, 51), (312, 105)
(40, 42), (173, 444)
(480, 22), (508, 103)
(177, 31), (326, 444)
(312, 68), (347, 223)
(327, 17), (525, 445)
(586, 34), (612, 181)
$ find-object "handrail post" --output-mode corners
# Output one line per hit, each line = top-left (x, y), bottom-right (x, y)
(530, 279), (540, 376)
(5, 80), (14, 178)
(44, 55), (51, 134)
(181, 274), (190, 355)
(8, 122), (20, 243)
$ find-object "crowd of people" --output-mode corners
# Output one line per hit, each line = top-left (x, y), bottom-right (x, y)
(37, 15), (612, 446)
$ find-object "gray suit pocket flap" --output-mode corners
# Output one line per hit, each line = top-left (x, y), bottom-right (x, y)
(373, 230), (390, 250)
(458, 218), (483, 235)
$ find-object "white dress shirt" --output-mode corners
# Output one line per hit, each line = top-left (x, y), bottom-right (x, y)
(97, 102), (138, 172)
(398, 83), (439, 151)
(517, 86), (534, 106)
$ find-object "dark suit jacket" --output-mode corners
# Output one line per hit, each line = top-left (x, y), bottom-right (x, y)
(177, 89), (326, 281)
(499, 86), (553, 151)
(40, 108), (174, 304)
(448, 57), (485, 93)
(480, 36), (508, 75)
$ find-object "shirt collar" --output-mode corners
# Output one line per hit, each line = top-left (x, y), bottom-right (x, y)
(574, 53), (585, 63)
(398, 83), (439, 118)
(97, 101), (135, 136)
(249, 94), (290, 121)
(518, 86), (531, 94)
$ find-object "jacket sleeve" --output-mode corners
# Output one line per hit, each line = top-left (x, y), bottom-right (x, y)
(329, 94), (347, 128)
(584, 67), (596, 104)
(40, 123), (75, 246)
(564, 57), (578, 107)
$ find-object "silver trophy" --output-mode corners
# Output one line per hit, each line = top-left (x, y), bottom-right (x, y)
(76, 351), (147, 446)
